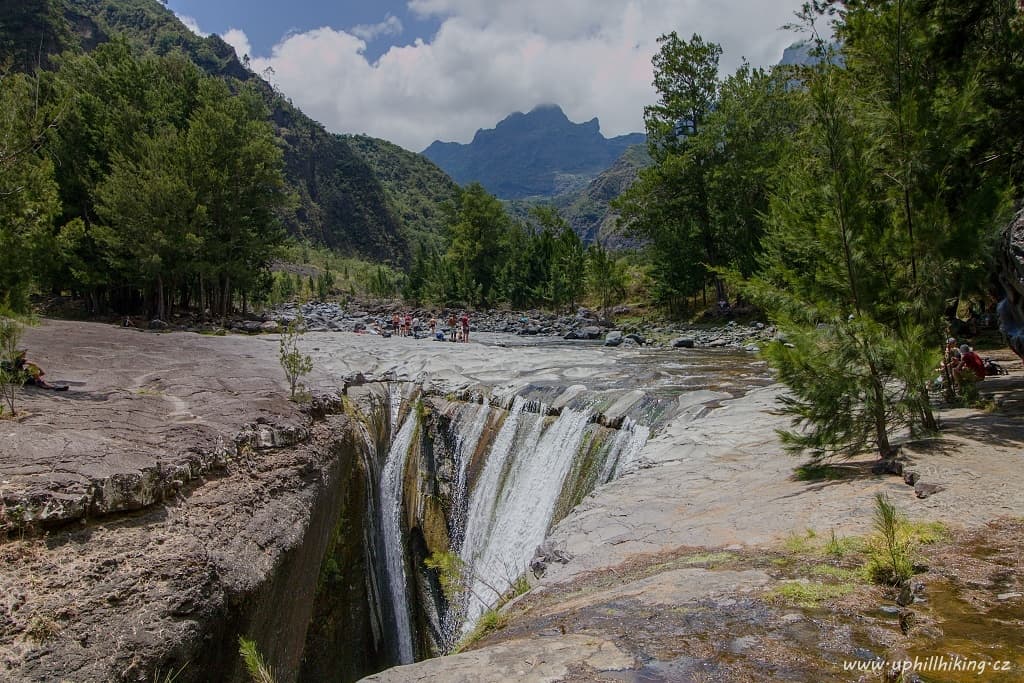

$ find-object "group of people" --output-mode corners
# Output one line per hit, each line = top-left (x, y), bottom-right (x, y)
(364, 311), (472, 343)
(941, 337), (991, 397)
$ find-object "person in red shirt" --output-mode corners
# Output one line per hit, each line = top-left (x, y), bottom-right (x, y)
(460, 312), (470, 343)
(954, 343), (986, 387)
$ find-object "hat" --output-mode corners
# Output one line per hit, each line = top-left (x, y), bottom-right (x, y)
(946, 337), (956, 344)
(959, 344), (970, 354)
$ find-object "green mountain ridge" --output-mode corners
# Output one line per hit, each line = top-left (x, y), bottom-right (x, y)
(3, 0), (455, 264)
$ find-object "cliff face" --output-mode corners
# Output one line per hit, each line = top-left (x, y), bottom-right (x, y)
(422, 104), (646, 200)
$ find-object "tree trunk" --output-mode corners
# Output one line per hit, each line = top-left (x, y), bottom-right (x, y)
(156, 275), (165, 322)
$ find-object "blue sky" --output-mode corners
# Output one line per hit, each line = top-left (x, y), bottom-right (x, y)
(168, 1), (808, 152)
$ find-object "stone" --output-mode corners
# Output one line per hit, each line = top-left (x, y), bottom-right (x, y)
(579, 326), (602, 340)
(914, 482), (943, 499)
(672, 337), (695, 349)
(997, 592), (1022, 601)
(148, 319), (168, 330)
(604, 331), (624, 347)
(896, 582), (914, 607)
(903, 471), (920, 486)
(259, 321), (280, 333)
(625, 333), (645, 345)
(872, 458), (904, 476)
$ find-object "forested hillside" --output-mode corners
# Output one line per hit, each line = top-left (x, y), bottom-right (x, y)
(0, 0), (449, 264)
(345, 135), (461, 252)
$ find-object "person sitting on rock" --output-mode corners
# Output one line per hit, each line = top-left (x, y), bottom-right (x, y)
(1, 351), (68, 391)
(953, 344), (986, 397)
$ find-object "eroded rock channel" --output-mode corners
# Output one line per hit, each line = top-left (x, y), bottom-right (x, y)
(0, 321), (773, 682)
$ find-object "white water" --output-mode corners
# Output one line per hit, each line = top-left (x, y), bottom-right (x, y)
(460, 406), (594, 631)
(600, 417), (652, 482)
(450, 402), (492, 548)
(459, 397), (526, 573)
(378, 406), (418, 664)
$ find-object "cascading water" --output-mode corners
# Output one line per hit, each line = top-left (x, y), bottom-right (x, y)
(372, 385), (654, 655)
(600, 417), (651, 482)
(378, 398), (418, 664)
(458, 397), (527, 564)
(449, 401), (492, 549)
(459, 406), (595, 631)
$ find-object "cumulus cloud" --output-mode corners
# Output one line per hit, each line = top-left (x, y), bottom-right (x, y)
(351, 15), (404, 43)
(243, 1), (806, 151)
(177, 14), (209, 37)
(223, 28), (254, 61)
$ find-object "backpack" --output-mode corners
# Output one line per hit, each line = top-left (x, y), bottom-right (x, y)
(983, 358), (1007, 376)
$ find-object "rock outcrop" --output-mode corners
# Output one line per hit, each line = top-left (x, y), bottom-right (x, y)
(998, 208), (1024, 360)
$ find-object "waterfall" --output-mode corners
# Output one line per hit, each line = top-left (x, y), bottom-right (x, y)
(450, 402), (492, 550)
(600, 417), (651, 482)
(378, 404), (418, 664)
(460, 406), (594, 631)
(459, 397), (526, 570)
(371, 384), (654, 655)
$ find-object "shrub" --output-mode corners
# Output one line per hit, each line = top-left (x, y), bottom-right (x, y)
(279, 316), (312, 400)
(867, 493), (913, 585)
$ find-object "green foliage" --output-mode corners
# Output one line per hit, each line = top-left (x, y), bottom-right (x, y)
(279, 317), (313, 400)
(345, 134), (460, 251)
(0, 70), (60, 313)
(237, 637), (276, 683)
(618, 34), (802, 311)
(0, 316), (26, 416)
(586, 242), (627, 317)
(447, 183), (510, 306)
(424, 551), (465, 603)
(22, 42), (288, 317)
(454, 608), (509, 653)
(867, 493), (914, 586)
(740, 2), (1013, 459)
(768, 579), (856, 607)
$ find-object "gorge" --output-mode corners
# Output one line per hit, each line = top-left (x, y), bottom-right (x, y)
(0, 321), (775, 681)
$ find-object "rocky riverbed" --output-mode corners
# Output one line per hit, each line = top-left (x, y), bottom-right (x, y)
(2, 321), (1021, 682)
(130, 299), (777, 351)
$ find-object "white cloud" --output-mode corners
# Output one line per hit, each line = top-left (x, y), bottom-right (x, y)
(223, 28), (253, 61)
(351, 15), (404, 43)
(245, 1), (807, 151)
(177, 13), (208, 37)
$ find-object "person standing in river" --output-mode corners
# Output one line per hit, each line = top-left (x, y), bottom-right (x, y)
(460, 311), (470, 343)
(448, 311), (458, 342)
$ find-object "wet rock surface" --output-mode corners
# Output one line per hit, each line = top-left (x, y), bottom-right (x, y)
(373, 357), (1024, 682)
(4, 321), (1022, 682)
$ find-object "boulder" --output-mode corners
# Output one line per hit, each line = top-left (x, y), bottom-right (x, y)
(672, 337), (695, 349)
(259, 321), (280, 333)
(148, 319), (168, 331)
(625, 333), (646, 345)
(604, 331), (624, 347)
(580, 326), (602, 340)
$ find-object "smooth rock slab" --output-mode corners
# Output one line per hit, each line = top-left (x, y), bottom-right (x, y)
(359, 634), (634, 683)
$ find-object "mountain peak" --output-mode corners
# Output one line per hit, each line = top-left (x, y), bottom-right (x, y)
(423, 105), (644, 199)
